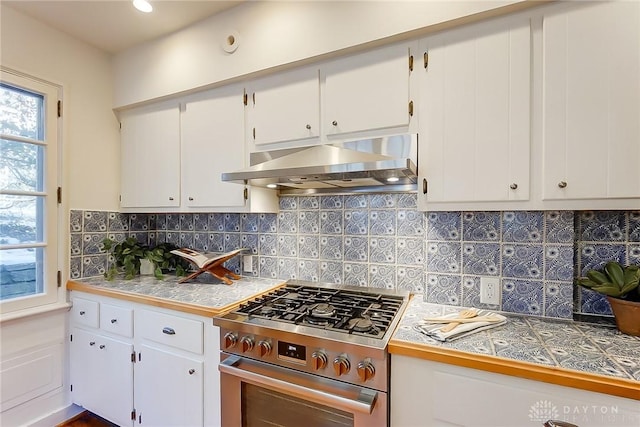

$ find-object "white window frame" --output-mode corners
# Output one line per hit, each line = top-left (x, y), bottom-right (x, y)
(1, 68), (62, 316)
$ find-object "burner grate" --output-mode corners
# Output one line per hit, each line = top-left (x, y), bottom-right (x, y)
(235, 284), (404, 338)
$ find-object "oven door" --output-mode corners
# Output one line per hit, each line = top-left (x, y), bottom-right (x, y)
(219, 353), (387, 427)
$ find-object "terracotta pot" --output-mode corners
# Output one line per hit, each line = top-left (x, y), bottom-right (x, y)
(607, 296), (640, 336)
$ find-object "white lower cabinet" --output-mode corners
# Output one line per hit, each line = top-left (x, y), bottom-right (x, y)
(391, 355), (640, 427)
(135, 344), (204, 426)
(70, 328), (134, 427)
(69, 292), (221, 427)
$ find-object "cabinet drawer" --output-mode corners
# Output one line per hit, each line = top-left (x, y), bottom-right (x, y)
(71, 298), (99, 328)
(99, 303), (133, 338)
(137, 310), (203, 354)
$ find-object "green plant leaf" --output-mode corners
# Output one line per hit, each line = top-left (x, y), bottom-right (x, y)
(587, 270), (610, 285)
(590, 284), (623, 297)
(604, 262), (625, 287)
(577, 278), (600, 288)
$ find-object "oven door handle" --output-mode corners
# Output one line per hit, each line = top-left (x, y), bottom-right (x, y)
(219, 355), (377, 414)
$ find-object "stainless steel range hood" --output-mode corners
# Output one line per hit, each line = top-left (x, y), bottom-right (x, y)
(221, 134), (418, 194)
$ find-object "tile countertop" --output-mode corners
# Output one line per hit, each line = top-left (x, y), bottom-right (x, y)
(66, 275), (285, 317)
(389, 297), (640, 401)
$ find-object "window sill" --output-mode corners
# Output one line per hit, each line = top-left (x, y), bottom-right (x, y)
(0, 301), (72, 324)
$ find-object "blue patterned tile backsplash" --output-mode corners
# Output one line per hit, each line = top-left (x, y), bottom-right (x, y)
(69, 200), (639, 320)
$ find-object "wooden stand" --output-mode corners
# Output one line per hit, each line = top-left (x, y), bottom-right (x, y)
(178, 252), (241, 285)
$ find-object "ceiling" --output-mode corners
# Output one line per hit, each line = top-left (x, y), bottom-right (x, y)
(4, 0), (245, 54)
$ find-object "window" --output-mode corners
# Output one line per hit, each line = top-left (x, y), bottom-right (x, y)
(0, 68), (60, 314)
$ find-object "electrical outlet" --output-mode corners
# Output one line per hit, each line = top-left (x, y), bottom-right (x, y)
(243, 255), (253, 273)
(480, 276), (500, 305)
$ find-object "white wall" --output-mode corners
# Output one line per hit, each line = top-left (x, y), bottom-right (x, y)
(0, 4), (119, 426)
(1, 4), (120, 212)
(113, 0), (531, 108)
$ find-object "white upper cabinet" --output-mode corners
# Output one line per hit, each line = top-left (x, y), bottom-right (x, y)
(119, 88), (278, 213)
(182, 87), (246, 208)
(247, 67), (320, 147)
(120, 104), (181, 208)
(322, 43), (413, 137)
(542, 1), (640, 201)
(418, 16), (531, 209)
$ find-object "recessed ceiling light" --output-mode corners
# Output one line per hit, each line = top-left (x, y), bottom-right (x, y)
(386, 177), (400, 183)
(133, 0), (153, 13)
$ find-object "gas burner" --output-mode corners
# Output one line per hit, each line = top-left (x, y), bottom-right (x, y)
(305, 316), (331, 326)
(283, 292), (299, 300)
(258, 304), (277, 317)
(348, 317), (375, 333)
(311, 303), (336, 318)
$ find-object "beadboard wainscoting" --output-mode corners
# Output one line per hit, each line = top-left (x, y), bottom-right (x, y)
(69, 195), (639, 319)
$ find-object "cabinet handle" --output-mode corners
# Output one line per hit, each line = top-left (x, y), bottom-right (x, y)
(188, 369), (196, 375)
(162, 327), (176, 335)
(79, 311), (85, 315)
(99, 344), (106, 349)
(422, 178), (428, 194)
(89, 341), (96, 346)
(110, 318), (117, 324)
(558, 181), (567, 188)
(306, 124), (311, 130)
(188, 197), (194, 201)
(332, 120), (338, 126)
(510, 183), (518, 190)
(169, 197), (174, 201)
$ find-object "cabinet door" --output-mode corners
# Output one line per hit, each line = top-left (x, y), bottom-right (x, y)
(249, 67), (320, 146)
(135, 344), (204, 427)
(181, 87), (246, 208)
(418, 17), (531, 206)
(323, 43), (411, 137)
(70, 328), (134, 427)
(120, 105), (181, 208)
(542, 1), (640, 200)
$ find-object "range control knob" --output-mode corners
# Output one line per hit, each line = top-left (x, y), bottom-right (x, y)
(223, 332), (237, 349)
(311, 351), (327, 370)
(258, 340), (272, 357)
(357, 359), (375, 382)
(240, 336), (254, 353)
(333, 355), (351, 376)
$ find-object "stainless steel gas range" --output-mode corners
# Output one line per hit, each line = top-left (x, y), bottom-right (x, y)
(213, 280), (409, 427)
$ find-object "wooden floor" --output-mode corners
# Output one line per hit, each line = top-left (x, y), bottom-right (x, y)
(57, 411), (119, 427)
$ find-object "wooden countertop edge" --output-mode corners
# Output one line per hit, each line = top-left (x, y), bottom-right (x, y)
(388, 339), (640, 401)
(66, 279), (284, 318)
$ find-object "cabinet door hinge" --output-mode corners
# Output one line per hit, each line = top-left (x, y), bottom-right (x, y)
(243, 90), (248, 106)
(131, 410), (136, 421)
(57, 187), (62, 204)
(423, 51), (429, 69)
(408, 100), (414, 117)
(70, 384), (73, 392)
(57, 270), (62, 287)
(409, 54), (414, 72)
(422, 178), (428, 194)
(243, 187), (248, 201)
(57, 100), (62, 118)
(131, 352), (136, 363)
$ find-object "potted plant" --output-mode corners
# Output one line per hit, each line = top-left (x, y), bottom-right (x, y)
(102, 238), (188, 280)
(577, 261), (640, 336)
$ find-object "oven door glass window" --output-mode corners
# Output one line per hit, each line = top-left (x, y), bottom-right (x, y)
(242, 382), (354, 427)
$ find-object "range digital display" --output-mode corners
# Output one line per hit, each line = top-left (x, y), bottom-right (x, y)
(277, 341), (306, 363)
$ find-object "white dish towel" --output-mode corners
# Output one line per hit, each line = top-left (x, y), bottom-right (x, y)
(414, 309), (507, 342)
